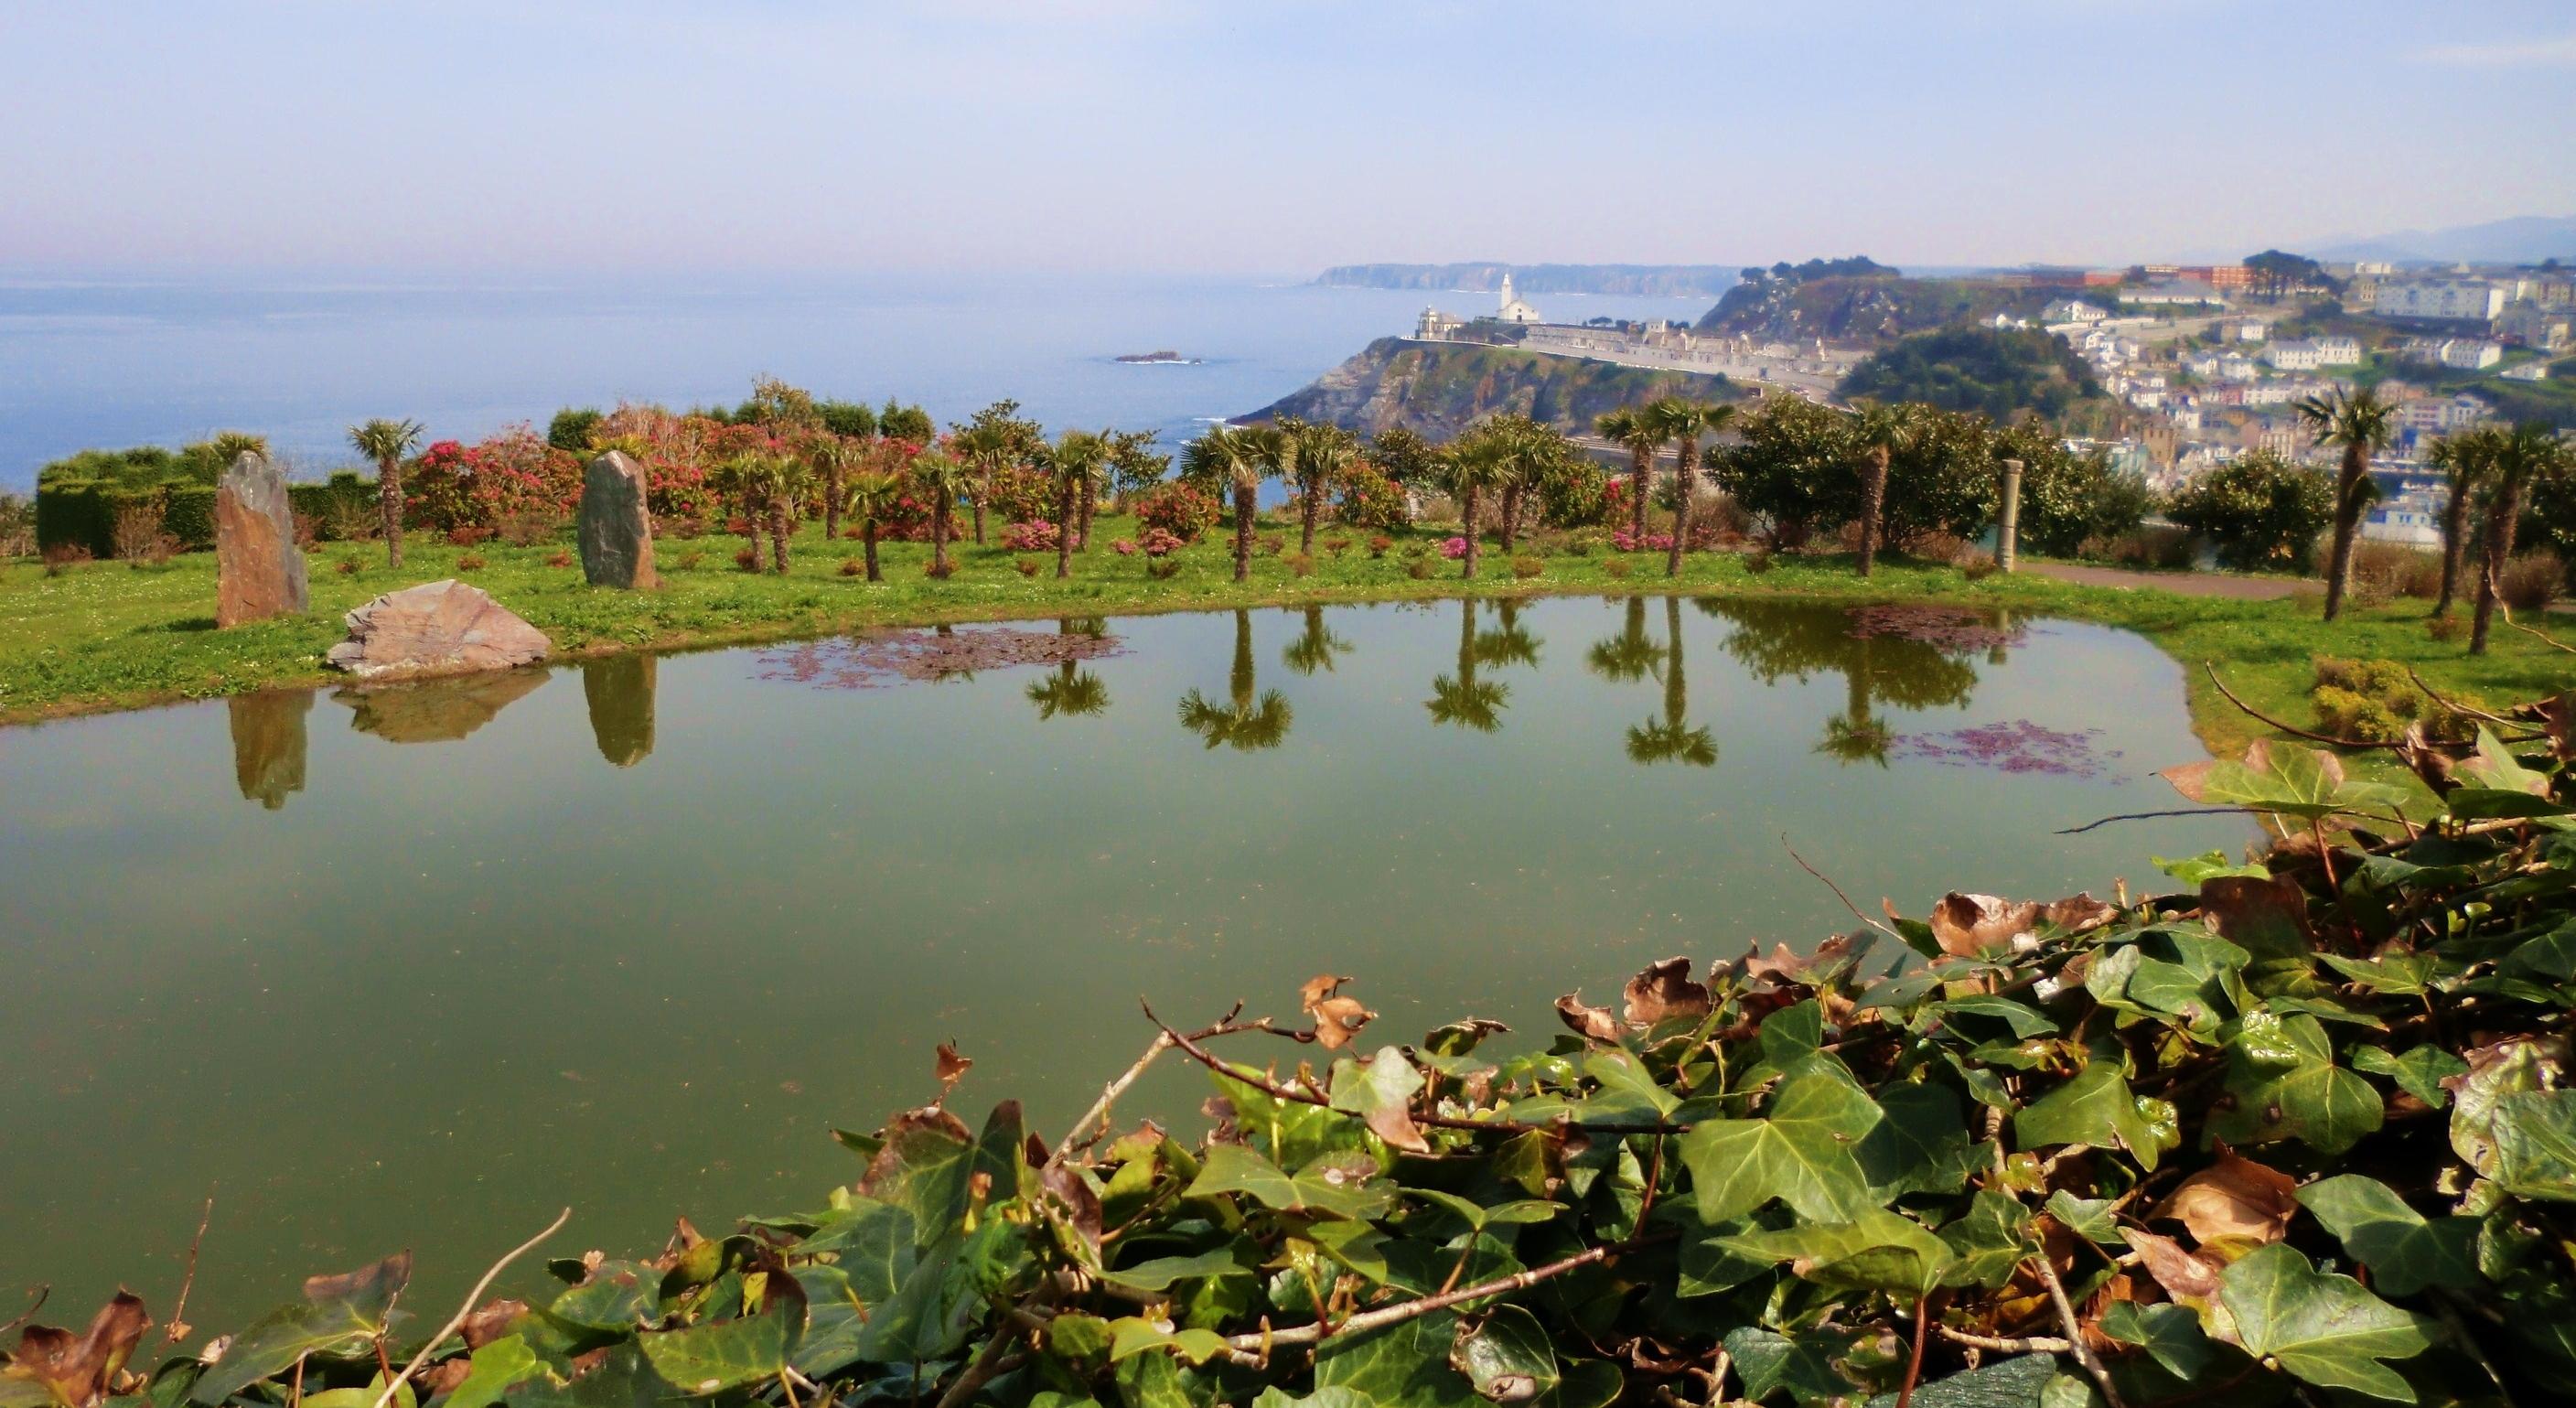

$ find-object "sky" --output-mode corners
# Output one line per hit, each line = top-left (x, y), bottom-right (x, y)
(2, 0), (2571, 278)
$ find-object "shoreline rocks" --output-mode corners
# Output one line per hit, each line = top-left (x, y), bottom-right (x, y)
(325, 579), (551, 681)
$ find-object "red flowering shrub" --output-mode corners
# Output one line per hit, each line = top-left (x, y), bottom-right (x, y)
(403, 426), (582, 532)
(1334, 463), (1410, 532)
(1134, 482), (1218, 543)
(982, 467), (1055, 525)
(1002, 520), (1061, 552)
(1138, 527), (1186, 558)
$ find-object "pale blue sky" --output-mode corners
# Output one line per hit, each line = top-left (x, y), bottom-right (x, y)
(3, 0), (2570, 276)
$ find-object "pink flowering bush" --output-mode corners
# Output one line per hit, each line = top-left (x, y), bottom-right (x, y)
(403, 425), (582, 533)
(1111, 538), (1139, 556)
(1002, 520), (1061, 552)
(1439, 536), (1470, 560)
(1610, 529), (1676, 554)
(1138, 527), (1186, 558)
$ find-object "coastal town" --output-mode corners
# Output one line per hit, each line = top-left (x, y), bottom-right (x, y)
(1405, 256), (2572, 546)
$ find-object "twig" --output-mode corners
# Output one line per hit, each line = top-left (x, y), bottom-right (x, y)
(1781, 836), (1906, 945)
(2205, 663), (2395, 750)
(1142, 1002), (1686, 1136)
(2404, 666), (2521, 727)
(2030, 1247), (2124, 1408)
(0, 1285), (47, 1338)
(1934, 1324), (2073, 1354)
(931, 1284), (1058, 1408)
(1220, 1235), (1663, 1353)
(1047, 1031), (1175, 1170)
(2501, 602), (2576, 655)
(167, 1191), (216, 1342)
(366, 1209), (572, 1408)
(2055, 807), (2248, 835)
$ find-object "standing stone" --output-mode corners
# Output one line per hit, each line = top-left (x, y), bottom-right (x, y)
(579, 450), (659, 589)
(583, 654), (657, 767)
(1996, 457), (2023, 575)
(326, 579), (552, 681)
(216, 451), (309, 627)
(229, 690), (313, 810)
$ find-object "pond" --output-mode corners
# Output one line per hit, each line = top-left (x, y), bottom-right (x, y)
(0, 594), (2244, 1327)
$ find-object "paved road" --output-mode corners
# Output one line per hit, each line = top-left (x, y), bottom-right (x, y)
(2025, 563), (2310, 600)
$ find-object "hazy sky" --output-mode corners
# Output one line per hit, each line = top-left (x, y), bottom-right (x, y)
(4, 0), (2570, 277)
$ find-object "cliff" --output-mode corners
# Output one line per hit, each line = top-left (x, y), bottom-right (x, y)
(1246, 338), (1738, 439)
(1317, 263), (1744, 298)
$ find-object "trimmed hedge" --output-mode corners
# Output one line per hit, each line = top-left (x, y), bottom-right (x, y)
(288, 472), (376, 539)
(35, 479), (113, 556)
(164, 484), (217, 552)
(40, 471), (374, 555)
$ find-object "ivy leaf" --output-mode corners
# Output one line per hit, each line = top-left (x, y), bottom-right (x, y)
(2216, 1243), (2432, 1401)
(2457, 725), (2551, 796)
(188, 1254), (412, 1405)
(1678, 1071), (1883, 1222)
(2013, 1056), (2170, 1170)
(2155, 851), (2270, 885)
(1860, 1354), (2055, 1408)
(1186, 1144), (1391, 1220)
(2352, 1045), (2466, 1108)
(437, 1336), (538, 1408)
(1942, 1191), (2039, 1289)
(1098, 1246), (1250, 1294)
(1722, 1327), (1853, 1405)
(2295, 1175), (2480, 1295)
(636, 1307), (794, 1396)
(1448, 1306), (1558, 1404)
(1861, 1081), (1981, 1198)
(1330, 1047), (1432, 1154)
(1720, 1209), (1958, 1297)
(2098, 1303), (2215, 1381)
(2447, 1037), (2558, 1177)
(1106, 1318), (1230, 1366)
(2206, 1014), (2383, 1156)
(2500, 917), (2576, 982)
(2490, 1089), (2576, 1202)
(1312, 1311), (1481, 1408)
(2162, 740), (2406, 824)
(1306, 1220), (1393, 1284)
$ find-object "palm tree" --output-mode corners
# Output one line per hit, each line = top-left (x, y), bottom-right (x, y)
(1644, 398), (1733, 578)
(2472, 423), (2574, 655)
(1182, 425), (1274, 584)
(712, 456), (765, 571)
(1283, 605), (1352, 675)
(348, 418), (424, 567)
(1046, 431), (1108, 578)
(1439, 434), (1513, 580)
(1028, 619), (1111, 719)
(951, 400), (1039, 546)
(1283, 419), (1359, 556)
(724, 451), (806, 573)
(841, 470), (903, 581)
(1178, 610), (1292, 749)
(2426, 426), (2502, 618)
(1586, 597), (1660, 683)
(910, 449), (973, 574)
(1594, 406), (1667, 546)
(1482, 414), (1566, 554)
(812, 432), (868, 543)
(1848, 402), (1909, 578)
(1426, 598), (1508, 733)
(2295, 386), (2398, 621)
(1626, 597), (1715, 767)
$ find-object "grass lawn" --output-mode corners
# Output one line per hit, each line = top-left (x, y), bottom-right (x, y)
(2, 516), (2569, 780)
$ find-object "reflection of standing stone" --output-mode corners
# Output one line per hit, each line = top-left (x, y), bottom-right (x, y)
(337, 670), (549, 743)
(583, 654), (657, 767)
(216, 452), (309, 627)
(579, 450), (659, 589)
(229, 690), (313, 810)
(326, 579), (552, 681)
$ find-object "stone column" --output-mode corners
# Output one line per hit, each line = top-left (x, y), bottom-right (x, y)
(216, 452), (309, 627)
(1997, 458), (2023, 574)
(579, 450), (659, 589)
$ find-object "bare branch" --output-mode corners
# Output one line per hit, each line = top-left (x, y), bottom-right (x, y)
(166, 1190), (217, 1342)
(2055, 807), (2249, 835)
(367, 1209), (572, 1408)
(2205, 663), (2395, 751)
(1781, 835), (1906, 945)
(1221, 1235), (1663, 1353)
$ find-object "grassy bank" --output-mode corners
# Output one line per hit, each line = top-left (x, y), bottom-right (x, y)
(2, 516), (2567, 760)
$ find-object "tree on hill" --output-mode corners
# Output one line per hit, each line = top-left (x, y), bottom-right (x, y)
(1837, 327), (2105, 423)
(2245, 250), (2335, 302)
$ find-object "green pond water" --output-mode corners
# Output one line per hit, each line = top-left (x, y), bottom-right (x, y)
(0, 595), (2245, 1328)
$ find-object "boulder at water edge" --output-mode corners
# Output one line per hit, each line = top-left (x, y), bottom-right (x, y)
(215, 451), (309, 627)
(579, 449), (659, 589)
(325, 579), (551, 681)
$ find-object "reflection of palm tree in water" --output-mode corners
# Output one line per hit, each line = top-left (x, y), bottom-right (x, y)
(1178, 609), (1291, 750)
(1282, 605), (1352, 677)
(1626, 597), (1716, 768)
(1428, 598), (1537, 734)
(1585, 597), (1659, 684)
(1028, 618), (1111, 719)
(1696, 598), (1982, 768)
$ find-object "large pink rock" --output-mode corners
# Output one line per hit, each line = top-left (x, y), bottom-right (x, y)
(215, 452), (308, 628)
(325, 579), (551, 682)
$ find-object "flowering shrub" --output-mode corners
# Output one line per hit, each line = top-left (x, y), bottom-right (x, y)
(1332, 462), (1411, 532)
(1138, 527), (1186, 558)
(1610, 529), (1676, 554)
(1368, 533), (1393, 558)
(1001, 520), (1061, 552)
(1439, 535), (1470, 560)
(404, 427), (583, 533)
(1134, 482), (1218, 543)
(1111, 538), (1138, 556)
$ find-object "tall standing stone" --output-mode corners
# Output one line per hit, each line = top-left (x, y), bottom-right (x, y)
(216, 451), (309, 627)
(579, 450), (659, 589)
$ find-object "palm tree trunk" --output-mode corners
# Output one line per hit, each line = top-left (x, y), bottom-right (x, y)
(2436, 472), (2473, 618)
(770, 500), (790, 574)
(1664, 597), (1685, 729)
(864, 521), (881, 581)
(1299, 477), (1320, 556)
(1230, 609), (1255, 711)
(2323, 446), (2367, 621)
(972, 472), (989, 544)
(1500, 485), (1520, 554)
(2471, 473), (2525, 656)
(1462, 484), (1482, 580)
(1079, 487), (1095, 551)
(741, 499), (763, 572)
(823, 468), (842, 543)
(378, 457), (404, 568)
(1631, 451), (1650, 544)
(1858, 446), (1888, 578)
(933, 489), (951, 573)
(1665, 444), (1695, 578)
(1233, 478), (1255, 583)
(1056, 479), (1075, 578)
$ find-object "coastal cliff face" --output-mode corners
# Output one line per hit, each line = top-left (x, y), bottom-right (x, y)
(1318, 263), (1743, 298)
(1247, 338), (1739, 439)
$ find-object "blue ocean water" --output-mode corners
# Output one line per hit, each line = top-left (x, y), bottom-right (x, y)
(0, 273), (1721, 489)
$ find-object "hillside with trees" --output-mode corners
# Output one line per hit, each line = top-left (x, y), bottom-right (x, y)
(1315, 263), (1745, 296)
(1695, 260), (2048, 344)
(1837, 326), (2111, 423)
(1248, 337), (1741, 438)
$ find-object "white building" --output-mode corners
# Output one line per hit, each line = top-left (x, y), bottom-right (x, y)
(2503, 360), (2551, 382)
(2130, 280), (2230, 307)
(1494, 273), (1542, 326)
(2312, 336), (2363, 366)
(2218, 352), (2258, 382)
(2441, 340), (2504, 370)
(2042, 298), (2109, 326)
(2375, 280), (2505, 323)
(2227, 318), (2270, 343)
(2264, 340), (2326, 371)
(2498, 303), (2571, 352)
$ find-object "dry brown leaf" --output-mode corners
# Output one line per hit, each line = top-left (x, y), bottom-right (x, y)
(420, 1360), (474, 1397)
(2152, 1145), (2299, 1245)
(2199, 875), (2313, 951)
(858, 1108), (975, 1200)
(12, 1293), (152, 1408)
(1621, 957), (1711, 1027)
(934, 1042), (973, 1103)
(1041, 1161), (1103, 1252)
(1929, 893), (2044, 957)
(1309, 996), (1375, 1050)
(2121, 1229), (2223, 1303)
(1299, 973), (1354, 1008)
(2045, 894), (2119, 935)
(459, 1299), (528, 1350)
(1554, 994), (1622, 1043)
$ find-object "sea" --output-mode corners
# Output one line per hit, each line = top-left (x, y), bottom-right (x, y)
(0, 272), (1725, 490)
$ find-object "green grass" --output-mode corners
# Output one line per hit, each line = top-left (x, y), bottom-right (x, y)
(2, 518), (2569, 779)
